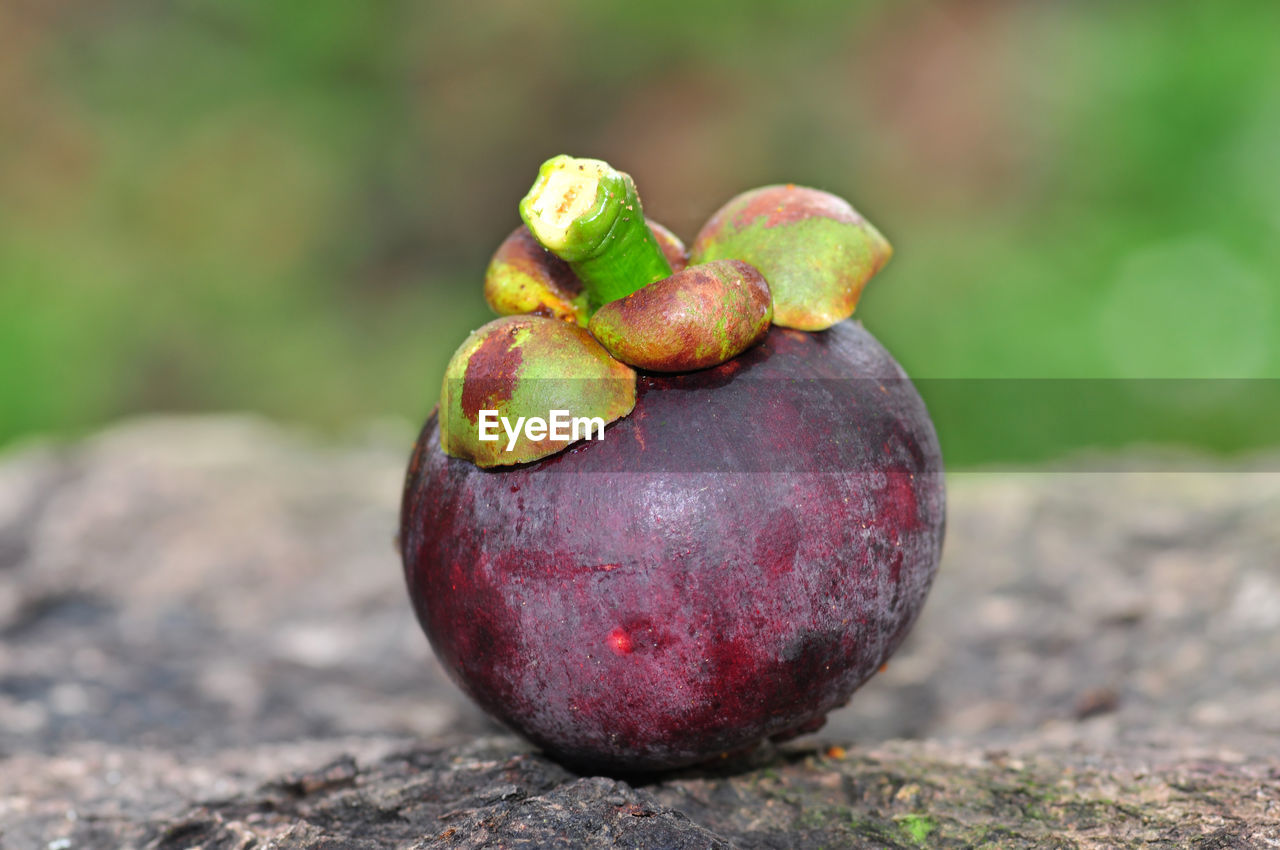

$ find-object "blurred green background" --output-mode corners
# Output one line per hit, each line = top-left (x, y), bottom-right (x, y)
(2, 0), (1278, 465)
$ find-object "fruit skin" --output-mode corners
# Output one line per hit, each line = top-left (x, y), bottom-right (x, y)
(400, 320), (944, 773)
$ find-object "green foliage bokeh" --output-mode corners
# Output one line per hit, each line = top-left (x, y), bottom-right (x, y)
(1, 0), (1277, 465)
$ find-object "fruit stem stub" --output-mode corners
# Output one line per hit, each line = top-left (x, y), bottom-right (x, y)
(520, 155), (673, 310)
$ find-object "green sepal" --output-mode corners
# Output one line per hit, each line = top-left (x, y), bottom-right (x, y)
(691, 185), (892, 331)
(588, 260), (773, 373)
(439, 315), (636, 468)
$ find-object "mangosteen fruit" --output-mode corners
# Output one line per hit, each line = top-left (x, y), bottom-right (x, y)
(399, 155), (945, 773)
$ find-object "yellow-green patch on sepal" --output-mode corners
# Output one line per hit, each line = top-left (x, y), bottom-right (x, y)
(440, 315), (636, 467)
(484, 225), (589, 325)
(691, 185), (891, 331)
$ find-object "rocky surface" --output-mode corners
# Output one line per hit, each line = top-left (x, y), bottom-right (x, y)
(2, 416), (1279, 848)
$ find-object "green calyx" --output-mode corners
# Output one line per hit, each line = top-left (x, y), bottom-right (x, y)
(434, 156), (905, 469)
(519, 155), (673, 310)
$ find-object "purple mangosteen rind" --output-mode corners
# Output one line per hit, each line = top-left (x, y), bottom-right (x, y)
(401, 320), (945, 772)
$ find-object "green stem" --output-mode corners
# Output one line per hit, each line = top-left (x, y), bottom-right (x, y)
(519, 155), (673, 310)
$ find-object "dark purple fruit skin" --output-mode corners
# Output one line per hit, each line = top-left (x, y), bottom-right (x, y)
(400, 320), (945, 773)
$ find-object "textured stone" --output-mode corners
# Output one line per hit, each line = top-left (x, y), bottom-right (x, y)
(2, 417), (1279, 848)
